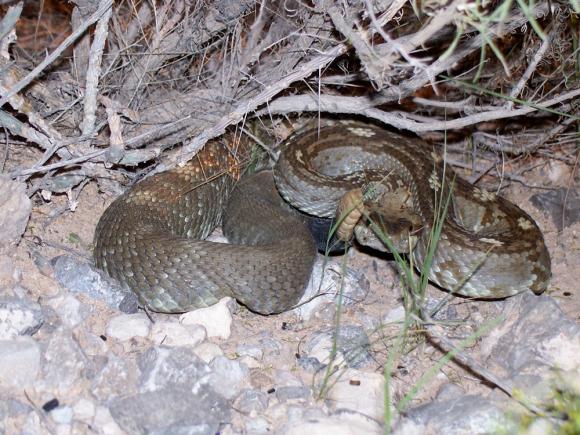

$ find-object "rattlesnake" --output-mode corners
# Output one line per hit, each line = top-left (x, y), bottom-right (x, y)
(93, 120), (551, 313)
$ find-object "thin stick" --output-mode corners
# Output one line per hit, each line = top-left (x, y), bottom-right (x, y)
(151, 44), (347, 175)
(80, 4), (112, 135)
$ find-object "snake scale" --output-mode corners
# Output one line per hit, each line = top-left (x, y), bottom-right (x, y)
(93, 120), (551, 314)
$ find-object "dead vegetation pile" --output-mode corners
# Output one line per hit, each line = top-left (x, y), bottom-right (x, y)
(0, 0), (578, 204)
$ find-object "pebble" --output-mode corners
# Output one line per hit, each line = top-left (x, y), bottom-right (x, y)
(240, 355), (262, 369)
(275, 385), (311, 403)
(234, 389), (269, 414)
(327, 368), (385, 421)
(106, 313), (151, 341)
(383, 305), (406, 324)
(405, 394), (514, 434)
(481, 293), (580, 400)
(0, 297), (43, 339)
(0, 177), (31, 249)
(306, 325), (372, 369)
(193, 341), (224, 363)
(108, 385), (229, 434)
(138, 347), (212, 393)
(149, 320), (206, 347)
(47, 294), (86, 328)
(93, 406), (124, 435)
(530, 187), (580, 230)
(91, 355), (138, 401)
(296, 257), (370, 321)
(244, 415), (270, 433)
(180, 297), (233, 339)
(72, 398), (96, 422)
(52, 255), (139, 314)
(40, 329), (89, 395)
(236, 343), (263, 360)
(282, 410), (383, 435)
(296, 355), (325, 372)
(50, 406), (73, 424)
(0, 337), (41, 389)
(208, 356), (249, 400)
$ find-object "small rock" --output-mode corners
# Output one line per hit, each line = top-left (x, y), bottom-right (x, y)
(524, 418), (554, 435)
(236, 343), (263, 360)
(306, 325), (373, 369)
(481, 293), (580, 402)
(424, 298), (458, 321)
(239, 355), (261, 369)
(40, 329), (89, 395)
(208, 356), (249, 400)
(435, 383), (466, 401)
(106, 313), (150, 341)
(72, 398), (96, 422)
(530, 187), (580, 231)
(50, 406), (73, 424)
(234, 389), (269, 414)
(244, 415), (270, 433)
(297, 355), (324, 372)
(275, 385), (311, 403)
(0, 256), (19, 290)
(139, 347), (212, 393)
(0, 177), (31, 251)
(47, 295), (87, 328)
(94, 406), (124, 435)
(297, 258), (370, 321)
(0, 337), (41, 389)
(51, 255), (139, 313)
(180, 297), (233, 339)
(149, 321), (206, 347)
(257, 332), (282, 357)
(0, 297), (43, 339)
(281, 409), (382, 435)
(92, 354), (139, 401)
(193, 342), (224, 363)
(405, 394), (514, 434)
(327, 368), (385, 421)
(109, 385), (229, 434)
(383, 306), (405, 324)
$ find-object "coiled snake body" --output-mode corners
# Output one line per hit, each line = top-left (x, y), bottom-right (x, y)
(93, 120), (551, 314)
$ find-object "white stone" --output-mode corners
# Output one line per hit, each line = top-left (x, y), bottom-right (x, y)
(55, 424), (72, 435)
(149, 321), (206, 347)
(50, 295), (85, 328)
(0, 306), (36, 339)
(327, 368), (385, 421)
(50, 406), (73, 424)
(245, 416), (270, 433)
(94, 406), (124, 435)
(525, 418), (554, 435)
(193, 342), (224, 363)
(541, 332), (580, 372)
(209, 356), (249, 400)
(393, 419), (425, 435)
(282, 412), (382, 435)
(180, 297), (233, 339)
(239, 355), (261, 369)
(0, 337), (40, 389)
(73, 398), (96, 422)
(295, 258), (367, 321)
(383, 306), (406, 324)
(106, 313), (150, 341)
(306, 334), (345, 367)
